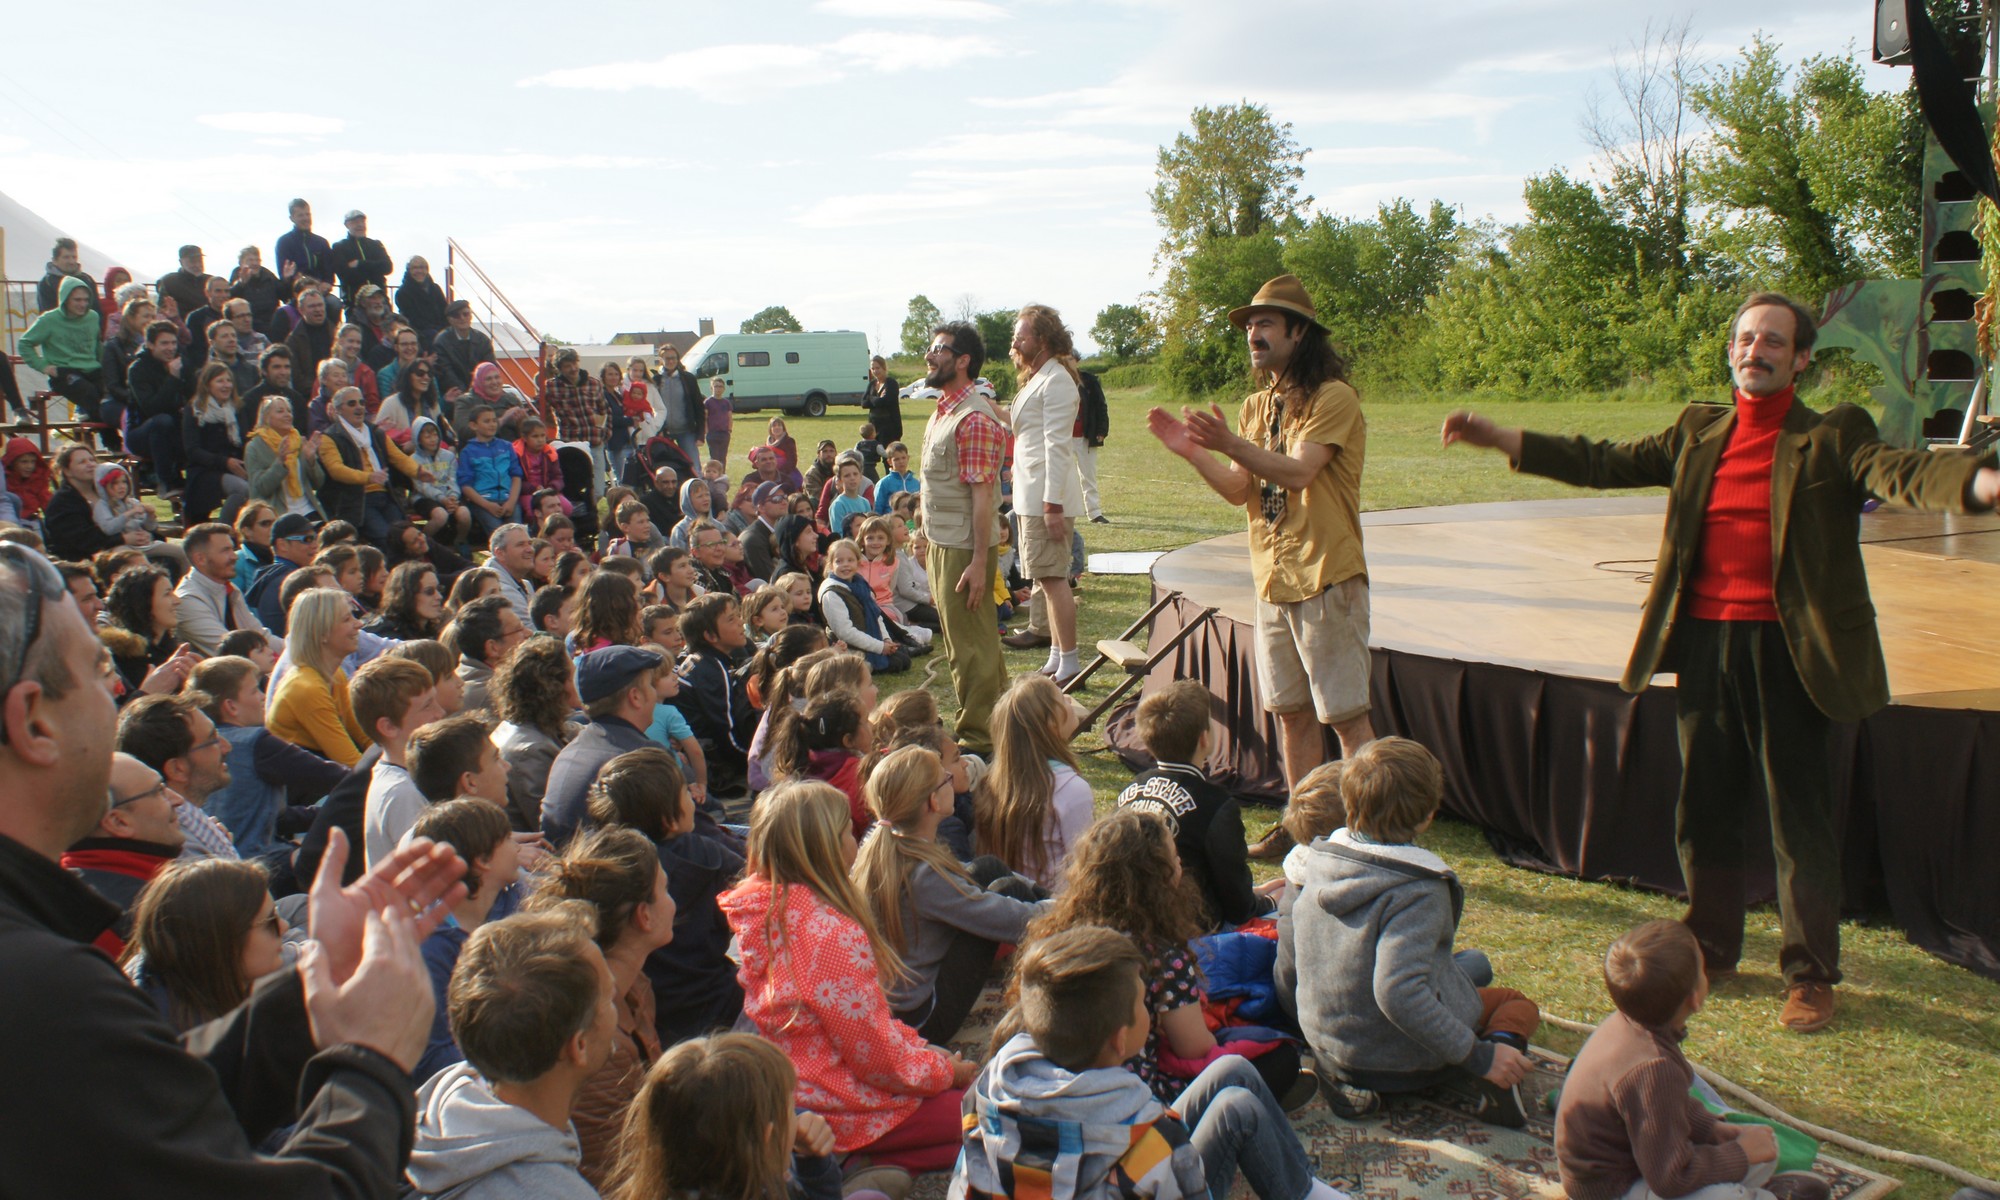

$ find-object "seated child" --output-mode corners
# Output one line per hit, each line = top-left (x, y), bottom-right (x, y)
(512, 416), (569, 522)
(720, 780), (977, 1173)
(855, 744), (1047, 1045)
(91, 463), (161, 546)
(454, 404), (523, 543)
(818, 538), (919, 675)
(188, 655), (346, 857)
(607, 499), (666, 563)
(768, 688), (874, 839)
(776, 570), (820, 626)
(1116, 679), (1274, 931)
(744, 636), (837, 793)
(215, 629), (278, 678)
(956, 925), (1345, 1200)
(676, 593), (753, 795)
(353, 657), (448, 866)
(531, 583), (575, 637)
(1556, 920), (1822, 1200)
(615, 1033), (850, 1200)
(1273, 760), (1345, 1024)
(639, 625), (709, 800)
(1035, 809), (1308, 1109)
(410, 416), (473, 546)
(1291, 736), (1540, 1124)
(598, 485), (636, 555)
(972, 674), (1091, 891)
(741, 584), (791, 647)
(827, 457), (875, 537)
(588, 746), (748, 1048)
(409, 797), (520, 1081)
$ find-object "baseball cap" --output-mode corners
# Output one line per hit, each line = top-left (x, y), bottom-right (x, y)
(753, 481), (786, 506)
(575, 645), (664, 705)
(272, 513), (315, 541)
(343, 209), (366, 222)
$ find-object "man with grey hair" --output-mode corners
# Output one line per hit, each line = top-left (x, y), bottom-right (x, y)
(486, 522), (538, 628)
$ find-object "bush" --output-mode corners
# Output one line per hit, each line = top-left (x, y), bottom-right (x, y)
(1098, 362), (1157, 389)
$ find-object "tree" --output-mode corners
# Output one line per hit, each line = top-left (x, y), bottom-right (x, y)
(973, 310), (1018, 372)
(740, 305), (802, 334)
(899, 294), (943, 354)
(1150, 103), (1309, 266)
(1582, 18), (1700, 286)
(1282, 199), (1461, 363)
(1090, 303), (1158, 359)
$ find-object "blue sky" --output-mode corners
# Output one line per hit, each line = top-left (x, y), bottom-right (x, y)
(2, 0), (1898, 353)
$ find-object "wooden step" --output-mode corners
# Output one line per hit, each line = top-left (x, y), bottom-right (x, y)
(1096, 638), (1150, 672)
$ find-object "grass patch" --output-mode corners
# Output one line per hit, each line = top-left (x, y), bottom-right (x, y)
(757, 387), (1997, 1195)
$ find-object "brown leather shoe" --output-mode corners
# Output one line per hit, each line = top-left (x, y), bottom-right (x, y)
(1001, 629), (1052, 649)
(1779, 982), (1835, 1033)
(1248, 825), (1295, 861)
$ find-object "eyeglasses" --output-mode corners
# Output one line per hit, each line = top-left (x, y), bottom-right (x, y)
(0, 544), (68, 743)
(410, 369), (431, 378)
(107, 780), (168, 809)
(190, 733), (224, 755)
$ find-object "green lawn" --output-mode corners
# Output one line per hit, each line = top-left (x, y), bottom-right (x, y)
(771, 386), (1998, 1197)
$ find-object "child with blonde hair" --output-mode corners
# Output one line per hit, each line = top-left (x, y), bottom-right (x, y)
(720, 781), (978, 1174)
(974, 674), (1091, 890)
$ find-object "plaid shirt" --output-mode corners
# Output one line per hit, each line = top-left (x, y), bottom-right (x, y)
(936, 385), (1005, 484)
(540, 372), (608, 445)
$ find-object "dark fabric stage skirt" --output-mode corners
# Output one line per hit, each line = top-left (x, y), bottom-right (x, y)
(1107, 588), (2000, 980)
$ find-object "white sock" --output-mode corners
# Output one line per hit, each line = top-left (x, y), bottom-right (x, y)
(1306, 1179), (1349, 1200)
(1058, 649), (1081, 675)
(1043, 646), (1062, 672)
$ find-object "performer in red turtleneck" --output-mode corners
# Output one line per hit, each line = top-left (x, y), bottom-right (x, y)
(1441, 292), (2000, 1036)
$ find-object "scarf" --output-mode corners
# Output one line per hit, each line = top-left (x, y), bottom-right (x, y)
(254, 425), (305, 499)
(337, 416), (382, 475)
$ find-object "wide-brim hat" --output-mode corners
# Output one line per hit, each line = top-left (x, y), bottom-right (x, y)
(1229, 274), (1323, 331)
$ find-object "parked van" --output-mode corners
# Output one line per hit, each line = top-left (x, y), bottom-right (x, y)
(683, 331), (870, 417)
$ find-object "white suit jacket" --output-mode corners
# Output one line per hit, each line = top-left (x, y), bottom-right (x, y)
(1009, 358), (1085, 514)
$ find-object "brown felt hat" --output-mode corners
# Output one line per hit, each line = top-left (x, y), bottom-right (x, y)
(1229, 274), (1323, 331)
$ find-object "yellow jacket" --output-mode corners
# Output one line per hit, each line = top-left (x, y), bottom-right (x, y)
(268, 662), (371, 767)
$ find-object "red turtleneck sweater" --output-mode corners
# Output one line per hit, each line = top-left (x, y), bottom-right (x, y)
(1684, 386), (1794, 621)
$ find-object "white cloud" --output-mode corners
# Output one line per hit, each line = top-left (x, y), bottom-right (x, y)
(1309, 146), (1474, 167)
(815, 0), (1007, 20)
(880, 130), (1154, 162)
(519, 32), (999, 99)
(795, 162), (1151, 228)
(196, 112), (345, 136)
(0, 147), (665, 199)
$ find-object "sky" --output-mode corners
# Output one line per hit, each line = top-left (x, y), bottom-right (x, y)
(0, 0), (1905, 354)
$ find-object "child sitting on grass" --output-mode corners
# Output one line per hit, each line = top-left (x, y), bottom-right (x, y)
(1556, 920), (1825, 1200)
(769, 689), (875, 839)
(973, 674), (1091, 891)
(1292, 736), (1541, 1125)
(1115, 679), (1274, 931)
(1273, 760), (1346, 1025)
(957, 925), (1346, 1200)
(819, 538), (918, 675)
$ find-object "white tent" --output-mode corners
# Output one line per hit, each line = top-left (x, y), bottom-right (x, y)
(1, 189), (139, 287)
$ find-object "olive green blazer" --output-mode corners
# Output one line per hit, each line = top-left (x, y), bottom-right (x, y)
(1516, 398), (1992, 721)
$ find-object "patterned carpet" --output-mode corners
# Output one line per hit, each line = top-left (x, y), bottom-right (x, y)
(922, 987), (1900, 1200)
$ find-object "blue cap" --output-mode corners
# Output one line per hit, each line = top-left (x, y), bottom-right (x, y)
(574, 645), (664, 705)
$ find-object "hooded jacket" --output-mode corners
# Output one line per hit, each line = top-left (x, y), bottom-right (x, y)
(405, 1062), (598, 1200)
(950, 1032), (1206, 1200)
(719, 877), (954, 1151)
(19, 276), (104, 374)
(4, 438), (52, 518)
(1290, 828), (1493, 1080)
(38, 262), (100, 314)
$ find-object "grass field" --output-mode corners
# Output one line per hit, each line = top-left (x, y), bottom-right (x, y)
(769, 383), (1999, 1199)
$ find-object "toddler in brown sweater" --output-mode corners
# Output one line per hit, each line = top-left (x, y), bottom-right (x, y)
(1556, 920), (1826, 1200)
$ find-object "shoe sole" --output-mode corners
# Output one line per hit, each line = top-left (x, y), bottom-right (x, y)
(1781, 1012), (1834, 1033)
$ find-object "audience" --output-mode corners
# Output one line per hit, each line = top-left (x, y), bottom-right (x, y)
(411, 797), (521, 1080)
(355, 656), (448, 865)
(175, 522), (275, 656)
(449, 593), (526, 715)
(542, 646), (670, 847)
(189, 655), (345, 857)
(366, 561), (446, 641)
(266, 587), (370, 766)
(62, 752), (187, 956)
(490, 634), (582, 830)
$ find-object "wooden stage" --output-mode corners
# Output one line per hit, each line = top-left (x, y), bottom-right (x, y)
(1151, 495), (2000, 711)
(1112, 496), (2000, 978)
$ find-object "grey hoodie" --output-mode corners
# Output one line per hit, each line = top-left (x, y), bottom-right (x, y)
(950, 1032), (1206, 1200)
(1291, 828), (1494, 1081)
(90, 462), (156, 537)
(406, 1062), (600, 1200)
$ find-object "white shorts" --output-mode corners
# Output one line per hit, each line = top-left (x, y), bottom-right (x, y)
(1254, 576), (1372, 724)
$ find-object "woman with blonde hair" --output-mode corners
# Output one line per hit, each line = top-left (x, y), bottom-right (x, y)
(245, 392), (327, 520)
(973, 673), (1091, 890)
(719, 780), (975, 1175)
(267, 587), (370, 766)
(853, 745), (1045, 1044)
(122, 859), (287, 1032)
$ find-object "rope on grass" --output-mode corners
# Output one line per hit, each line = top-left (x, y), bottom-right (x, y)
(1540, 1013), (2000, 1193)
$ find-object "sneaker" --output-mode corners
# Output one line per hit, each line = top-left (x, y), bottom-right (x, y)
(1279, 1067), (1320, 1114)
(842, 1165), (913, 1200)
(1318, 1078), (1383, 1119)
(1461, 1076), (1528, 1128)
(1090, 514), (1110, 524)
(1767, 1173), (1832, 1200)
(1779, 982), (1835, 1033)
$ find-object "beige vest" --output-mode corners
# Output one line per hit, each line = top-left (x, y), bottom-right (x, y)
(919, 391), (1001, 550)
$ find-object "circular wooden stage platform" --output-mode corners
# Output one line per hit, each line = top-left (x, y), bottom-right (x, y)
(1105, 496), (2000, 977)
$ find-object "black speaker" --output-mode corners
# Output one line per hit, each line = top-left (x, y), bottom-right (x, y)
(1876, 0), (1913, 64)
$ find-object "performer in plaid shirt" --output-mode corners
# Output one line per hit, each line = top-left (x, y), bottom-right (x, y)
(537, 345), (610, 494)
(918, 321), (1009, 756)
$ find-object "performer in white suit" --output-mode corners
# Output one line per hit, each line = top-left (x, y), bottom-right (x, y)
(1004, 305), (1088, 683)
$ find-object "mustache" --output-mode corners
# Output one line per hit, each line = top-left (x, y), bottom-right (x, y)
(1741, 358), (1773, 373)
(1250, 339), (1270, 352)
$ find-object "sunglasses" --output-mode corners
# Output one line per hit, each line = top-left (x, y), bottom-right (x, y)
(0, 544), (67, 742)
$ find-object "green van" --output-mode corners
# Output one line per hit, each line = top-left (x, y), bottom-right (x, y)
(683, 331), (870, 417)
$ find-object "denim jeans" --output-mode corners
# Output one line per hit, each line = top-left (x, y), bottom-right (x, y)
(126, 412), (184, 486)
(1177, 1055), (1313, 1200)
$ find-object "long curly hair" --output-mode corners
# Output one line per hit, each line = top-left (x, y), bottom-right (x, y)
(104, 565), (172, 643)
(492, 634), (578, 742)
(377, 561), (442, 638)
(1024, 808), (1203, 959)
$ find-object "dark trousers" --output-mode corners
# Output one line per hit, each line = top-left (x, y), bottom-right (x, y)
(356, 491), (405, 545)
(1673, 619), (1841, 986)
(126, 413), (184, 487)
(896, 856), (1044, 1045)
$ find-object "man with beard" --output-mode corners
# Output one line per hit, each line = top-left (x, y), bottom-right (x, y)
(1442, 292), (2000, 1033)
(205, 318), (261, 399)
(156, 245), (211, 318)
(538, 347), (610, 486)
(229, 245), (283, 335)
(917, 322), (1008, 756)
(185, 275), (235, 373)
(655, 343), (703, 465)
(350, 284), (398, 369)
(1149, 274), (1373, 860)
(1001, 305), (1088, 683)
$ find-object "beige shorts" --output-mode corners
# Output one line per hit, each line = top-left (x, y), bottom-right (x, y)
(1255, 576), (1372, 724)
(1019, 514), (1075, 580)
